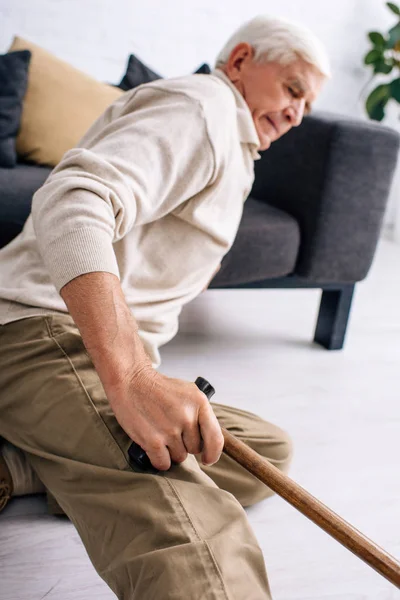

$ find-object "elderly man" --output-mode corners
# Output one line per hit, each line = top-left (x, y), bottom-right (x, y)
(0, 14), (330, 599)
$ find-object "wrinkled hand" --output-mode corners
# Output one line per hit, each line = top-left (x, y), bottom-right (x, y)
(107, 366), (224, 471)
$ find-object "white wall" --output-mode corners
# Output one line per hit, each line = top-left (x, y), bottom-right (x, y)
(1, 0), (399, 227)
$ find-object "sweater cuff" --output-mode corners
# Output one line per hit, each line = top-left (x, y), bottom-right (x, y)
(41, 227), (120, 293)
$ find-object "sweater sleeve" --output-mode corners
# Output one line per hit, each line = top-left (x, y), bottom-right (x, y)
(31, 89), (215, 293)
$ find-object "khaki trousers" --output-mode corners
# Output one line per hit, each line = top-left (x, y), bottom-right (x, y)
(0, 314), (292, 600)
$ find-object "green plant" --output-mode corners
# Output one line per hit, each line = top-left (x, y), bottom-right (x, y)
(364, 2), (400, 120)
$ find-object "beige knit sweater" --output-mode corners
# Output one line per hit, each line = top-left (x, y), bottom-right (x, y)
(0, 69), (260, 367)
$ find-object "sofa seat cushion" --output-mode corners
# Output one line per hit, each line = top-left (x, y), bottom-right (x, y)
(210, 197), (300, 287)
(0, 162), (52, 248)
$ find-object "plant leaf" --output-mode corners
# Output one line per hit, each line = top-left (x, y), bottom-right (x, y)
(368, 31), (386, 46)
(366, 85), (390, 120)
(390, 77), (400, 101)
(364, 48), (383, 64)
(374, 61), (394, 74)
(369, 99), (388, 121)
(387, 23), (400, 48)
(387, 2), (400, 16)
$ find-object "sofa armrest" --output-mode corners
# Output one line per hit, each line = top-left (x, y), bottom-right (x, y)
(251, 111), (400, 283)
(0, 162), (52, 248)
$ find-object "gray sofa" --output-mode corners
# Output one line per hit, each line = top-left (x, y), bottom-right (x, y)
(1, 110), (399, 349)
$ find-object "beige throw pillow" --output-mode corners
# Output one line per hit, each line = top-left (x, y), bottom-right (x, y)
(9, 36), (123, 166)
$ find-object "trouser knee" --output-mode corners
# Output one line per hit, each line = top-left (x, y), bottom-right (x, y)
(241, 425), (293, 507)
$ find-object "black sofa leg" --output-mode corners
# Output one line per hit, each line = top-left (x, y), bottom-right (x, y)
(314, 285), (355, 350)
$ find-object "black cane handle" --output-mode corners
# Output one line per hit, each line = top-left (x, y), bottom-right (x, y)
(127, 377), (215, 473)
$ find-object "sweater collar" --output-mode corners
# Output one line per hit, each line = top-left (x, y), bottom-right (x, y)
(212, 68), (261, 160)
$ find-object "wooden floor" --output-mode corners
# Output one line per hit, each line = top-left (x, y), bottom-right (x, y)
(1, 237), (399, 600)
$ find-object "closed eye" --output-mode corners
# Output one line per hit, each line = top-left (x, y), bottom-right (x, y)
(288, 85), (300, 98)
(287, 86), (312, 115)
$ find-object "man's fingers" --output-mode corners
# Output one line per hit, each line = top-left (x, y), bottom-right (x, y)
(145, 439), (171, 471)
(182, 425), (203, 455)
(198, 403), (224, 465)
(166, 437), (188, 465)
(124, 378), (222, 471)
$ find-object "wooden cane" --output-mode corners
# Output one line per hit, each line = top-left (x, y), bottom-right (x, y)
(128, 377), (400, 588)
(221, 426), (400, 588)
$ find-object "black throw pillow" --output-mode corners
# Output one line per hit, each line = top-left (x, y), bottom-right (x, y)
(0, 50), (31, 168)
(117, 53), (211, 91)
(118, 54), (161, 91)
(195, 63), (211, 75)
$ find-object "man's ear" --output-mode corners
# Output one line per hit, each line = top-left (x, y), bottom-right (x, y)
(225, 43), (254, 82)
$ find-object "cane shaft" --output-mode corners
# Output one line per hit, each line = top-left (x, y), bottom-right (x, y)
(221, 427), (400, 588)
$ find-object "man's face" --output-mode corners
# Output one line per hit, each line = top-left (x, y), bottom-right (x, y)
(222, 43), (325, 150)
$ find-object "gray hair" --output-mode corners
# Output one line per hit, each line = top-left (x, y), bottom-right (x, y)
(215, 15), (331, 78)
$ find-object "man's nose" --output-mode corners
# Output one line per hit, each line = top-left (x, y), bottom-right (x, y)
(284, 99), (305, 127)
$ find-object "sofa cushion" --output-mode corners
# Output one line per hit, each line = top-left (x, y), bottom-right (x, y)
(118, 53), (211, 91)
(0, 163), (52, 248)
(8, 36), (123, 167)
(195, 63), (211, 75)
(118, 54), (162, 91)
(210, 197), (300, 287)
(0, 50), (31, 168)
